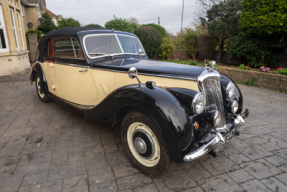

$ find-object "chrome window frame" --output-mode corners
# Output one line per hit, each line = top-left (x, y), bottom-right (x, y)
(83, 33), (146, 59)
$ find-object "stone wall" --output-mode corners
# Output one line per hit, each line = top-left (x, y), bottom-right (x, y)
(27, 33), (38, 63)
(218, 67), (287, 92)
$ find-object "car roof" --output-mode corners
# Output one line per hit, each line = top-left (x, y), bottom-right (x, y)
(45, 27), (136, 38)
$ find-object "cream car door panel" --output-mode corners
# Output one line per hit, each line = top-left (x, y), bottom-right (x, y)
(40, 61), (54, 92)
(89, 69), (116, 104)
(52, 64), (98, 105)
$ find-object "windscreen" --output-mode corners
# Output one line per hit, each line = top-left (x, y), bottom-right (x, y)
(84, 34), (145, 58)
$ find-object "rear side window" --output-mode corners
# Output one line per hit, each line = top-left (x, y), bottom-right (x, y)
(47, 37), (84, 59)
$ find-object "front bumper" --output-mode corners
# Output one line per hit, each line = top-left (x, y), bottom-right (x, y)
(183, 109), (249, 162)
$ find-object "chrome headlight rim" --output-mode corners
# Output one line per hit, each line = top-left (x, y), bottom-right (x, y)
(192, 92), (206, 114)
(226, 82), (235, 99)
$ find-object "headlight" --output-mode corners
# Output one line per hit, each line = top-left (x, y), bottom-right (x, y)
(231, 100), (239, 114)
(192, 93), (206, 114)
(226, 82), (235, 98)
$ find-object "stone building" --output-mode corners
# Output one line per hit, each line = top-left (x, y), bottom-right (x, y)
(20, 0), (46, 32)
(0, 0), (30, 76)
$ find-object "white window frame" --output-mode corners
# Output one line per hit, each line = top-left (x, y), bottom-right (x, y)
(37, 10), (41, 19)
(10, 8), (19, 50)
(0, 4), (10, 52)
(21, 4), (25, 16)
(16, 11), (24, 50)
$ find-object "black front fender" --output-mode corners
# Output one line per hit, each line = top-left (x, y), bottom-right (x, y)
(86, 84), (194, 163)
(29, 63), (49, 94)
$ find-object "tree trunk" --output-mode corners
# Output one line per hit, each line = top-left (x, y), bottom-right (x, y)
(191, 51), (197, 61)
(217, 39), (225, 63)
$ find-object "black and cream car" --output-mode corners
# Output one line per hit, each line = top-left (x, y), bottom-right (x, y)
(30, 27), (249, 177)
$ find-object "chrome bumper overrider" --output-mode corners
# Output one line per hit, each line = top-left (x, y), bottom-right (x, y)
(183, 109), (249, 162)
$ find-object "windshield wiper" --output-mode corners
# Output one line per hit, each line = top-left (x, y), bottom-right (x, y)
(133, 51), (145, 57)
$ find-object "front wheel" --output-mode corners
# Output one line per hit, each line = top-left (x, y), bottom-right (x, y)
(121, 111), (175, 177)
(35, 74), (51, 103)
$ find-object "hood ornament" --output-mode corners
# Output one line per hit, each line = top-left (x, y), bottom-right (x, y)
(209, 61), (216, 72)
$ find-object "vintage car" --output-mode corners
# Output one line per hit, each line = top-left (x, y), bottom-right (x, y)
(29, 27), (249, 177)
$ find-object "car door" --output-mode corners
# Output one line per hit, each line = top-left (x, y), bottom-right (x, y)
(47, 37), (98, 106)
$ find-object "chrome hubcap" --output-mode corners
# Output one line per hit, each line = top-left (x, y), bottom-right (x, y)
(37, 85), (41, 91)
(134, 137), (147, 154)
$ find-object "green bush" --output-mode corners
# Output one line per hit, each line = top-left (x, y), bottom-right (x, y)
(184, 33), (198, 60)
(142, 23), (167, 39)
(189, 60), (198, 65)
(105, 17), (134, 33)
(157, 37), (174, 59)
(26, 30), (44, 41)
(238, 64), (251, 70)
(227, 32), (276, 67)
(58, 18), (81, 29)
(84, 24), (103, 28)
(275, 68), (287, 76)
(135, 26), (162, 59)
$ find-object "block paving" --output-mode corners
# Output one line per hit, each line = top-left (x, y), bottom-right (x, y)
(0, 70), (287, 191)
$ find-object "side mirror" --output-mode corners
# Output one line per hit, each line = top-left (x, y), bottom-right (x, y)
(128, 67), (138, 79)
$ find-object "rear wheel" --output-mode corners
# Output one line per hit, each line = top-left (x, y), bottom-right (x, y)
(35, 74), (51, 103)
(121, 111), (175, 177)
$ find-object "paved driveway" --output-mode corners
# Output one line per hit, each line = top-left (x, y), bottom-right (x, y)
(0, 70), (287, 192)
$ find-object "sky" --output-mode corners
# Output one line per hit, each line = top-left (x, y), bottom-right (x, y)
(46, 0), (200, 35)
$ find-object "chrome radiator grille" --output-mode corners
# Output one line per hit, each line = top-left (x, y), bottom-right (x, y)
(202, 77), (226, 128)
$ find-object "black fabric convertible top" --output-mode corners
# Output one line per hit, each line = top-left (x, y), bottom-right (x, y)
(45, 27), (110, 38)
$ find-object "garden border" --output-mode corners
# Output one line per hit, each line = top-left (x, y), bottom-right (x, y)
(217, 67), (287, 92)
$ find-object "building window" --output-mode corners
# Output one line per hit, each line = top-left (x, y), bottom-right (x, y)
(0, 4), (9, 52)
(10, 8), (19, 50)
(21, 4), (25, 16)
(16, 11), (24, 50)
(15, 0), (18, 6)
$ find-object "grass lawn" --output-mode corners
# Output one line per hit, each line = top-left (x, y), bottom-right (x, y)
(163, 60), (220, 68)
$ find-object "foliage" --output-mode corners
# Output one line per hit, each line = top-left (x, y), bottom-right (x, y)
(84, 24), (104, 28)
(238, 0), (287, 35)
(157, 37), (175, 59)
(37, 12), (56, 33)
(238, 64), (251, 70)
(127, 17), (139, 30)
(142, 24), (167, 39)
(58, 18), (81, 29)
(274, 68), (287, 76)
(184, 33), (199, 60)
(227, 32), (278, 67)
(189, 60), (199, 65)
(26, 30), (44, 41)
(175, 25), (207, 50)
(134, 26), (162, 59)
(245, 77), (258, 86)
(259, 66), (270, 72)
(105, 17), (134, 33)
(197, 35), (219, 59)
(200, 0), (242, 62)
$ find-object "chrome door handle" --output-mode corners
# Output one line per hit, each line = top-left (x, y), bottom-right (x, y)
(79, 69), (88, 72)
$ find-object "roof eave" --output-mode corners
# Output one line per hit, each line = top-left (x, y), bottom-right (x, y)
(20, 0), (38, 6)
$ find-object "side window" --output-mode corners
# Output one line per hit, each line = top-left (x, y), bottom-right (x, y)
(47, 37), (84, 59)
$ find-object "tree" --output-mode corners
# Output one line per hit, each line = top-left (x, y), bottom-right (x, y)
(184, 33), (199, 60)
(134, 26), (162, 59)
(238, 0), (287, 35)
(84, 24), (104, 28)
(105, 17), (134, 33)
(157, 37), (175, 60)
(200, 0), (242, 63)
(127, 17), (139, 25)
(234, 0), (287, 66)
(58, 18), (81, 29)
(142, 23), (167, 39)
(38, 12), (56, 33)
